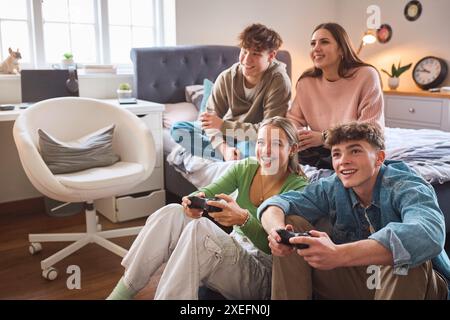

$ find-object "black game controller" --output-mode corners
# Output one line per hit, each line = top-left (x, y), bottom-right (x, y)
(187, 196), (223, 213)
(276, 229), (311, 250)
(187, 196), (233, 234)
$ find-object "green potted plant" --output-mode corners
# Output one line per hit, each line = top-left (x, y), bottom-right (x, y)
(381, 61), (412, 90)
(117, 82), (132, 99)
(61, 52), (75, 69)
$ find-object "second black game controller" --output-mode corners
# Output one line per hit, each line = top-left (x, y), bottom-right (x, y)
(276, 229), (311, 250)
(187, 196), (233, 234)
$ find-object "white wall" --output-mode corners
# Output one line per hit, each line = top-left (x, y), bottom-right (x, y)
(176, 0), (450, 92)
(175, 0), (338, 88)
(336, 0), (450, 91)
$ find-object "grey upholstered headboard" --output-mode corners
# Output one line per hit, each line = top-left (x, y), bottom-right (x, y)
(130, 45), (292, 104)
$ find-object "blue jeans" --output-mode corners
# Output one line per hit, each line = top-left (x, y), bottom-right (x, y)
(171, 121), (255, 161)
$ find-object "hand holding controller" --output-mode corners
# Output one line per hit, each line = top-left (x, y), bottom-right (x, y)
(187, 196), (232, 234)
(187, 196), (223, 212)
(276, 229), (311, 250)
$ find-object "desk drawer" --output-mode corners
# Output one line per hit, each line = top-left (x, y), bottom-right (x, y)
(385, 97), (443, 125)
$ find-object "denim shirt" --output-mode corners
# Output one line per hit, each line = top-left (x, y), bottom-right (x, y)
(258, 161), (450, 288)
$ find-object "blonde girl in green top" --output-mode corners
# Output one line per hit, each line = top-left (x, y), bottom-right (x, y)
(107, 117), (308, 300)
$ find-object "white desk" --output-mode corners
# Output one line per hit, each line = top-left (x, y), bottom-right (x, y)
(0, 98), (166, 222)
(0, 98), (164, 121)
(0, 104), (25, 122)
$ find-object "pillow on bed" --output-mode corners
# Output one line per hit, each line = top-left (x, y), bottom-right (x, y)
(163, 102), (199, 129)
(38, 124), (120, 174)
(199, 79), (214, 114)
(185, 79), (214, 115)
(185, 85), (204, 110)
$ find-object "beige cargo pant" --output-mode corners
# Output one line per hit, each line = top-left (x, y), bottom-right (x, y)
(272, 215), (448, 300)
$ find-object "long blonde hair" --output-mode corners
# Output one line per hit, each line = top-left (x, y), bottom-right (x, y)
(259, 116), (306, 178)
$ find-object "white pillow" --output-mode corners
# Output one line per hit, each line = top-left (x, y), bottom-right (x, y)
(163, 102), (199, 129)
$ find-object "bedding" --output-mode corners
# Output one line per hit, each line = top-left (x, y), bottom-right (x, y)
(385, 127), (450, 184)
(162, 102), (198, 129)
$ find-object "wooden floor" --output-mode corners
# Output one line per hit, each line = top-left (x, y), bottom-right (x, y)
(0, 198), (164, 300)
(1, 197), (449, 300)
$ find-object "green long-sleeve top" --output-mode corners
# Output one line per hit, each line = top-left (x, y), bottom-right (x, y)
(194, 157), (308, 254)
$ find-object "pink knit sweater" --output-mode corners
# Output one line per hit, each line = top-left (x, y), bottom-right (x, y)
(287, 66), (385, 131)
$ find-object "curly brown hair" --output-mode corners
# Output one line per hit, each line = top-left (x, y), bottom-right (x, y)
(238, 23), (283, 52)
(325, 122), (385, 150)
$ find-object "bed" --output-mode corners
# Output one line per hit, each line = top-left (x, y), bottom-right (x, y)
(130, 45), (450, 233)
(130, 45), (292, 194)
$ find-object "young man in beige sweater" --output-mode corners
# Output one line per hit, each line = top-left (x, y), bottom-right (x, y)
(171, 23), (291, 161)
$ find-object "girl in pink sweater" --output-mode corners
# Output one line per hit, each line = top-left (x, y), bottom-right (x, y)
(288, 22), (384, 169)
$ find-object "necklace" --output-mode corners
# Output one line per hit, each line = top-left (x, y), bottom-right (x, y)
(259, 171), (281, 203)
(259, 173), (266, 203)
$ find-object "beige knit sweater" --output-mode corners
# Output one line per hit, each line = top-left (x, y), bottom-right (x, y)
(205, 60), (291, 148)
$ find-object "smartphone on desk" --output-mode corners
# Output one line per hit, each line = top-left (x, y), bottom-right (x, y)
(0, 104), (15, 111)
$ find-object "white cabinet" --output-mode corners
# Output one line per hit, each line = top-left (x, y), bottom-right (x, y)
(94, 99), (166, 222)
(384, 91), (450, 131)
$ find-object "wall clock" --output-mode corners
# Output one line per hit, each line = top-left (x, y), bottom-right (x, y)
(404, 0), (422, 21)
(412, 56), (448, 90)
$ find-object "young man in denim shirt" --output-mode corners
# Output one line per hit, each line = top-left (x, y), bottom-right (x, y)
(258, 122), (450, 299)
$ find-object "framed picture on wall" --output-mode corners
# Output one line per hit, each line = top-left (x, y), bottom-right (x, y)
(404, 0), (423, 21)
(377, 24), (393, 44)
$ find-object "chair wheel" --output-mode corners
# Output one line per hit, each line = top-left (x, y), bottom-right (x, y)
(42, 267), (58, 280)
(29, 242), (42, 255)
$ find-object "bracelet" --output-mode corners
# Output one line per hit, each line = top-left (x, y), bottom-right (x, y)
(239, 210), (251, 227)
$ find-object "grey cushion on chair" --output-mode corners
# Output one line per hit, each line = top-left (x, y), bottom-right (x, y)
(38, 124), (120, 174)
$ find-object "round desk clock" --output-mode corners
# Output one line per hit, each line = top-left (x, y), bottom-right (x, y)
(412, 56), (448, 90)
